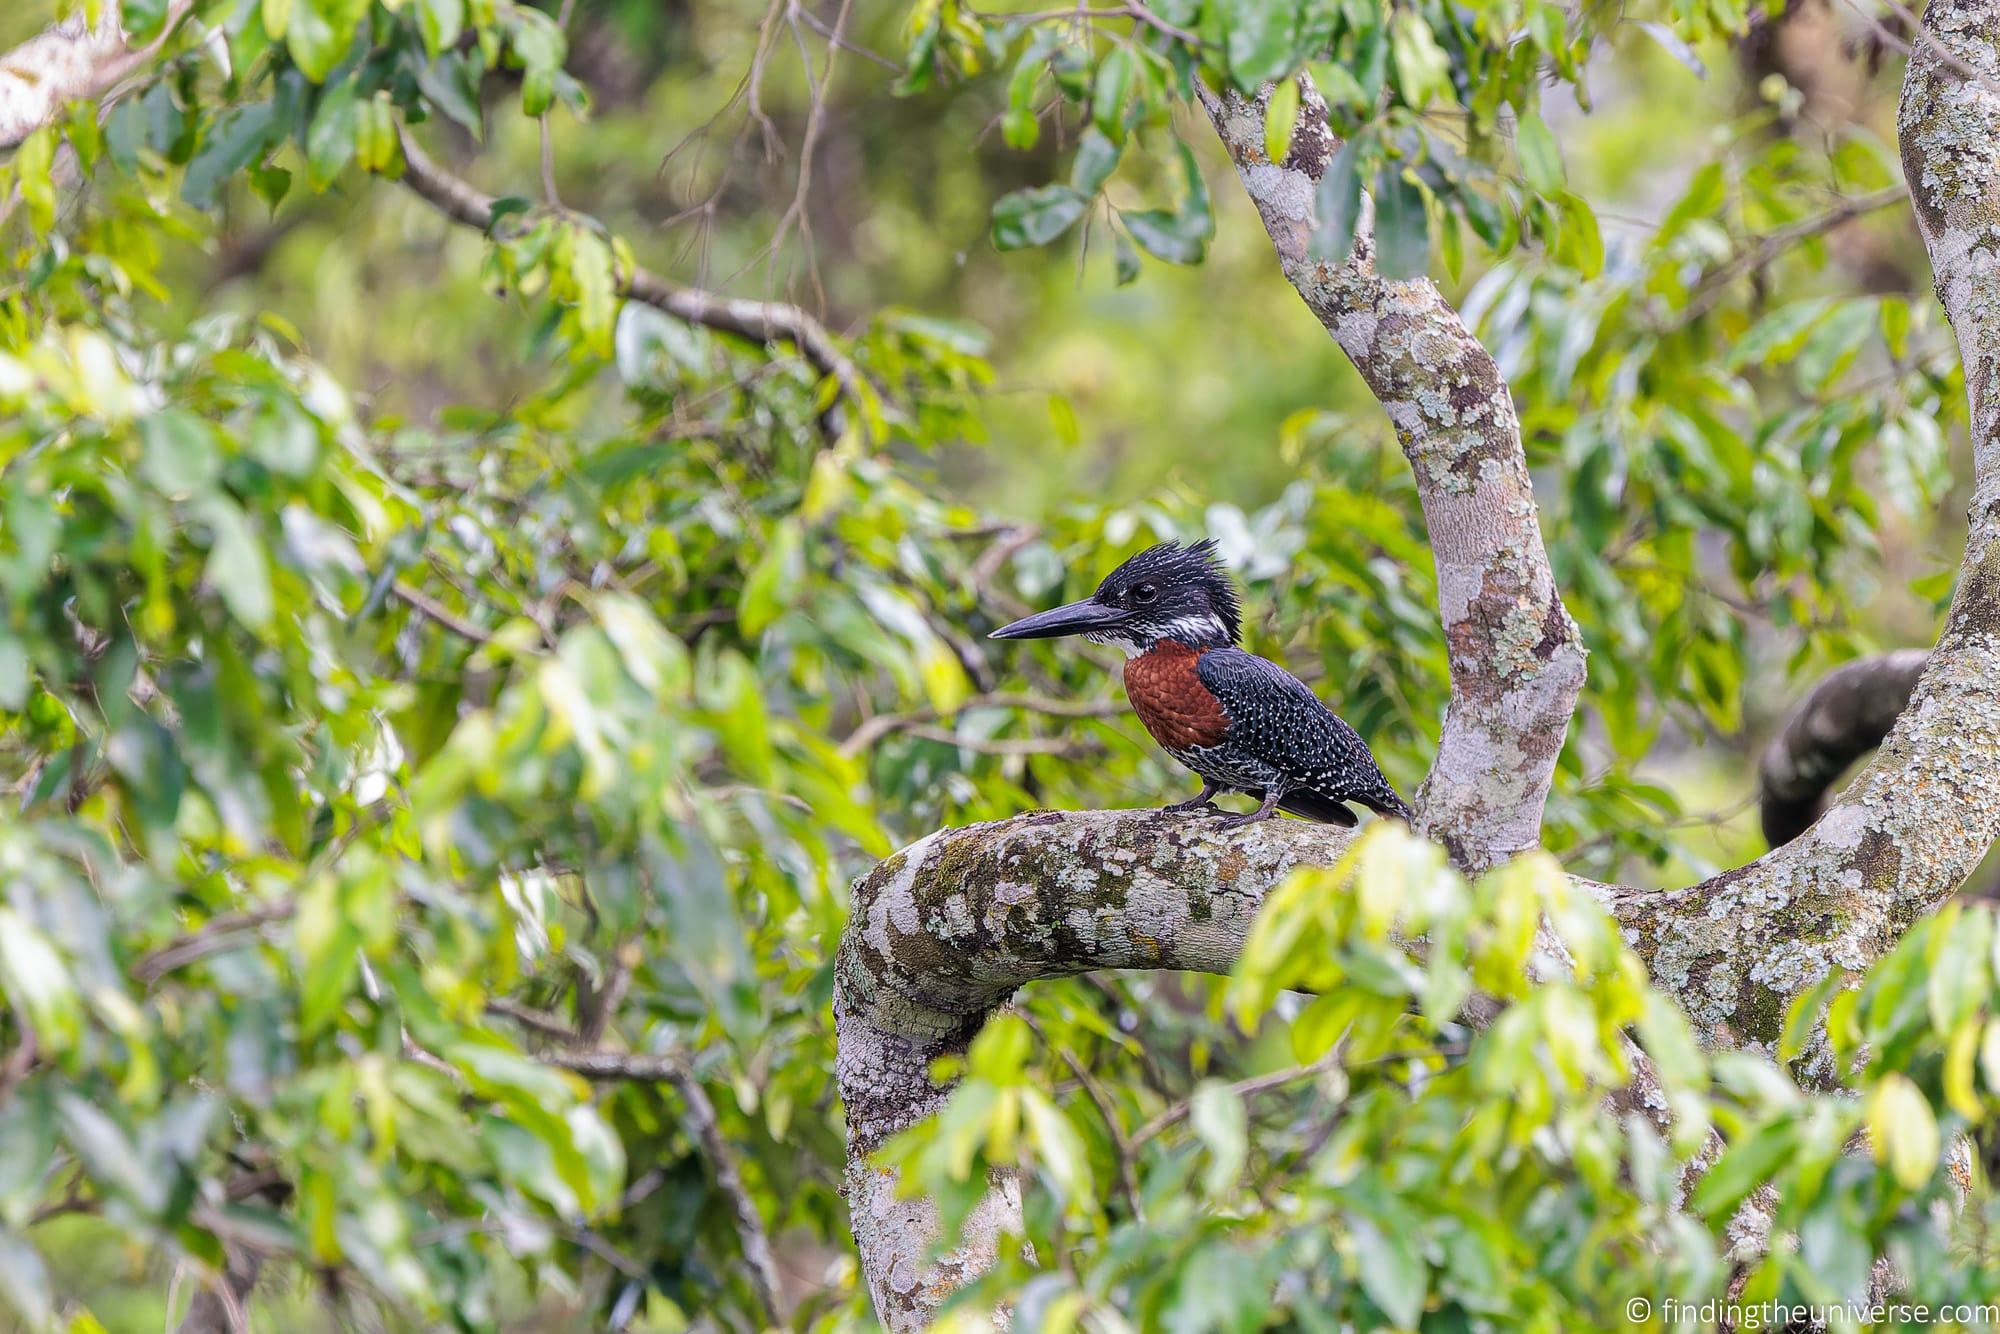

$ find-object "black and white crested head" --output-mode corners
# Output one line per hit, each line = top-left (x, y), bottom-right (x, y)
(988, 537), (1242, 653)
(1088, 539), (1241, 650)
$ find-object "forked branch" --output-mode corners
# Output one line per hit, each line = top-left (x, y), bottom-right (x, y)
(835, 0), (2000, 1322)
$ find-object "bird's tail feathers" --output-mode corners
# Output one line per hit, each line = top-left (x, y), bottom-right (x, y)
(1356, 786), (1416, 824)
(1273, 789), (1359, 827)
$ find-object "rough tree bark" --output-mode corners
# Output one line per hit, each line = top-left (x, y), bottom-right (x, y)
(1194, 81), (1589, 876)
(833, 0), (2000, 1324)
(0, 15), (127, 150)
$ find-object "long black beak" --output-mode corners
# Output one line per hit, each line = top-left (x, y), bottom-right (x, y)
(989, 598), (1124, 641)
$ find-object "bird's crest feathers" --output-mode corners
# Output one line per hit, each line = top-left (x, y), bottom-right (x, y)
(1096, 538), (1242, 645)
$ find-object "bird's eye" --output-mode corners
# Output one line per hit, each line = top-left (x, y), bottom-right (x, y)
(1132, 582), (1160, 605)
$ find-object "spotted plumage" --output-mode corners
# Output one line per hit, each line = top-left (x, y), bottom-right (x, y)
(990, 538), (1414, 828)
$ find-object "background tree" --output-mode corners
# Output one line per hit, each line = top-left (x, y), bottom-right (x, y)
(0, 0), (1994, 1330)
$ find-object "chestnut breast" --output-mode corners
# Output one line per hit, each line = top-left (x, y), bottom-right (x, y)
(1123, 641), (1231, 750)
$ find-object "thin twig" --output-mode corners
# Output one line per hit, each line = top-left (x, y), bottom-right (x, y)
(1055, 1047), (1143, 1219)
(895, 725), (1088, 757)
(485, 996), (577, 1041)
(1129, 1050), (1346, 1148)
(486, 1001), (786, 1322)
(395, 130), (866, 430)
(1673, 185), (1908, 326)
(134, 904), (295, 985)
(392, 580), (494, 645)
(840, 692), (1124, 757)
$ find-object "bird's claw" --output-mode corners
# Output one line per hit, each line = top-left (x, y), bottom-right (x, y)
(1157, 800), (1220, 817)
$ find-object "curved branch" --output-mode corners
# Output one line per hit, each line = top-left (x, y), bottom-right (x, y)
(1758, 649), (1930, 847)
(0, 6), (198, 152)
(0, 16), (129, 150)
(839, 6), (2000, 1319)
(1196, 79), (1588, 874)
(396, 133), (866, 415)
(834, 810), (1353, 1329)
(0, 11), (867, 425)
(837, 692), (1126, 756)
(1609, 0), (2000, 1065)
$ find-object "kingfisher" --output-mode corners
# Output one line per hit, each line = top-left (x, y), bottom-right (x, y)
(990, 539), (1414, 828)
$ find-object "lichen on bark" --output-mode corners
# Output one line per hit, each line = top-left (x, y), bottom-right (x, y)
(837, 3), (2000, 1323)
(833, 810), (1354, 1329)
(1196, 77), (1587, 875)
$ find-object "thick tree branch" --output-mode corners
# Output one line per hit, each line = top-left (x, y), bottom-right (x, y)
(0, 5), (198, 152)
(0, 16), (130, 151)
(834, 810), (1350, 1329)
(1197, 79), (1588, 874)
(1758, 649), (1930, 846)
(838, 6), (2000, 1321)
(1608, 0), (2000, 1069)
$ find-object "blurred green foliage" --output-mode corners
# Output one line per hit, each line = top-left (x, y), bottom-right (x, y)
(0, 0), (1979, 1326)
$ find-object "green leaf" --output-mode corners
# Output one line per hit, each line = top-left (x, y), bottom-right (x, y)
(1123, 208), (1202, 265)
(1188, 1080), (1247, 1195)
(249, 163), (293, 210)
(1002, 50), (1043, 150)
(197, 497), (275, 632)
(1868, 1073), (1939, 1190)
(1122, 141), (1212, 266)
(1020, 1090), (1092, 1209)
(1515, 113), (1564, 194)
(13, 129), (56, 232)
(1656, 159), (1724, 248)
(305, 78), (360, 188)
(1690, 1116), (1794, 1218)
(183, 104), (279, 209)
(295, 877), (360, 1037)
(0, 1230), (51, 1328)
(1778, 969), (1846, 1065)
(139, 409), (222, 498)
(991, 185), (1088, 251)
(1113, 230), (1140, 285)
(1928, 905), (1992, 1033)
(1091, 48), (1133, 144)
(122, 0), (172, 41)
(1351, 1216), (1427, 1328)
(509, 11), (568, 117)
(1556, 190), (1602, 278)
(1069, 127), (1120, 195)
(287, 0), (368, 82)
(0, 910), (81, 1055)
(1225, 0), (1301, 88)
(1389, 12), (1452, 108)
(1372, 167), (1429, 280)
(738, 519), (805, 635)
(354, 95), (404, 176)
(1264, 76), (1300, 165)
(0, 634), (25, 712)
(417, 0), (465, 55)
(416, 50), (484, 136)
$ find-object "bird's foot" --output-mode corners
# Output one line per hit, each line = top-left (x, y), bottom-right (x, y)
(1212, 808), (1277, 830)
(1158, 798), (1221, 817)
